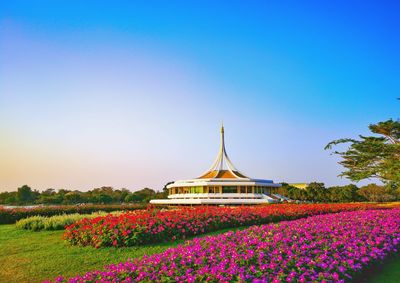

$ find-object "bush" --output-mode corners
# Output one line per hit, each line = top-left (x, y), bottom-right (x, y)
(0, 204), (146, 224)
(15, 216), (45, 231)
(15, 212), (114, 231)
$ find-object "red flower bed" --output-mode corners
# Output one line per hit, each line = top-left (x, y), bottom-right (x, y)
(64, 203), (382, 248)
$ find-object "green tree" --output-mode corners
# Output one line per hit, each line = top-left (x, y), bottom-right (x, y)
(0, 191), (17, 204)
(17, 185), (35, 204)
(63, 192), (83, 204)
(118, 188), (130, 202)
(357, 183), (395, 202)
(325, 119), (400, 188)
(95, 193), (113, 204)
(328, 184), (360, 202)
(305, 182), (327, 202)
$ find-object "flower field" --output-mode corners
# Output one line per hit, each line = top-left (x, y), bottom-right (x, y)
(64, 203), (382, 247)
(50, 209), (400, 282)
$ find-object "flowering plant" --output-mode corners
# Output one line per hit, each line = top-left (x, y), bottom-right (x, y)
(64, 203), (382, 247)
(51, 209), (400, 282)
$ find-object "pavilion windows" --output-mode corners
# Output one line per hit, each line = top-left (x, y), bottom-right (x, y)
(207, 186), (219, 193)
(189, 186), (203, 194)
(222, 186), (237, 193)
(240, 186), (246, 194)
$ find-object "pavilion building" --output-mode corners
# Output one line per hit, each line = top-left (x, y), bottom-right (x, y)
(150, 125), (284, 205)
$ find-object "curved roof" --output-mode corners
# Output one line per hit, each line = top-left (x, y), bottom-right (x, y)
(196, 124), (250, 180)
(198, 169), (248, 179)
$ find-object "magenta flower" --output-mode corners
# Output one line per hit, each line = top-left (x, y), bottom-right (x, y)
(48, 209), (400, 283)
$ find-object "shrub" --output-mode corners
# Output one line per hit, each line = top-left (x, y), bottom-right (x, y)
(15, 212), (117, 231)
(15, 216), (45, 231)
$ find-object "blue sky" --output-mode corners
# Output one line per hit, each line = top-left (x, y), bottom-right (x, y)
(0, 1), (399, 191)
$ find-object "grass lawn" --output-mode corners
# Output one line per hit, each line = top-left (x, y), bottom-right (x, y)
(369, 256), (400, 283)
(0, 223), (399, 283)
(0, 224), (181, 282)
(0, 224), (243, 283)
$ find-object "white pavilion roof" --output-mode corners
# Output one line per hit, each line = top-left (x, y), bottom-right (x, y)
(166, 124), (280, 189)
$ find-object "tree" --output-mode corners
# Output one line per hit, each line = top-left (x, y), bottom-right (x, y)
(325, 119), (400, 188)
(95, 193), (113, 204)
(63, 192), (83, 204)
(357, 183), (395, 202)
(328, 184), (360, 202)
(0, 191), (17, 204)
(124, 188), (156, 203)
(17, 185), (35, 204)
(119, 188), (130, 203)
(305, 182), (327, 202)
(279, 183), (308, 201)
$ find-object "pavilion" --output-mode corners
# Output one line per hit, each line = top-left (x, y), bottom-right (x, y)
(150, 124), (284, 205)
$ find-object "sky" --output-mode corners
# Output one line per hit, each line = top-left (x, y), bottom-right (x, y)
(0, 1), (399, 192)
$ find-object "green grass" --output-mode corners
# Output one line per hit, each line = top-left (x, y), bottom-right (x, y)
(0, 224), (243, 283)
(0, 224), (177, 282)
(0, 224), (399, 283)
(369, 256), (400, 283)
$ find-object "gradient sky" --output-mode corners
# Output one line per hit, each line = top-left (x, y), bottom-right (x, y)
(0, 1), (399, 192)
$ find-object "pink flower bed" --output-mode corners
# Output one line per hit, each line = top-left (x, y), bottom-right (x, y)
(51, 209), (400, 282)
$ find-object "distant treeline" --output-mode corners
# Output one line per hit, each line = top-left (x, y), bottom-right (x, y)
(277, 182), (400, 203)
(1, 182), (399, 205)
(0, 185), (167, 205)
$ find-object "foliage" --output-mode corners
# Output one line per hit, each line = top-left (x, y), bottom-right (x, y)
(0, 186), (166, 205)
(358, 183), (396, 202)
(16, 185), (38, 204)
(15, 212), (113, 231)
(0, 204), (145, 224)
(325, 119), (400, 187)
(64, 203), (382, 248)
(51, 209), (400, 283)
(277, 182), (397, 202)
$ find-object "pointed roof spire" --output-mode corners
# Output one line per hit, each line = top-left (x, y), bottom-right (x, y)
(197, 124), (248, 179)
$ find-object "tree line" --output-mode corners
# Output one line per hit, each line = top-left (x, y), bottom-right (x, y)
(1, 182), (398, 205)
(277, 182), (399, 203)
(0, 185), (167, 205)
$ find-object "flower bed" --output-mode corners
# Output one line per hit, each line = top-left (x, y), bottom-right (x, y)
(0, 204), (145, 224)
(64, 203), (381, 247)
(50, 209), (400, 282)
